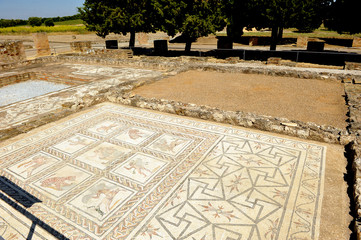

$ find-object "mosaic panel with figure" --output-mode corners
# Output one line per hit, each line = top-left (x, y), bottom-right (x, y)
(0, 103), (326, 240)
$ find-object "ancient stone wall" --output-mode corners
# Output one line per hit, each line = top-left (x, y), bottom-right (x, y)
(70, 41), (92, 52)
(0, 72), (34, 87)
(297, 37), (308, 48)
(0, 41), (26, 63)
(353, 37), (361, 48)
(33, 32), (51, 56)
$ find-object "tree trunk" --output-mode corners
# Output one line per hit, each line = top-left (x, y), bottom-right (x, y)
(270, 26), (279, 51)
(129, 31), (136, 49)
(277, 27), (284, 41)
(185, 40), (192, 52)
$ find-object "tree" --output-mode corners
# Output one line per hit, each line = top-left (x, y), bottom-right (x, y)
(79, 0), (154, 48)
(226, 0), (329, 50)
(44, 19), (55, 27)
(154, 0), (226, 52)
(325, 0), (361, 34)
(28, 17), (42, 27)
(294, 0), (330, 33)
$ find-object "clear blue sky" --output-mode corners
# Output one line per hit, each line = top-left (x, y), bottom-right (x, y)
(0, 0), (85, 19)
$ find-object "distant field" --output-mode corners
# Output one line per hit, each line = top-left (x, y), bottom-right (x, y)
(0, 25), (88, 34)
(0, 18), (88, 34)
(54, 19), (84, 25)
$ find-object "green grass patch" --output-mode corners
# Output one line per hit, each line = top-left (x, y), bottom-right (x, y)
(54, 19), (84, 25)
(0, 25), (89, 34)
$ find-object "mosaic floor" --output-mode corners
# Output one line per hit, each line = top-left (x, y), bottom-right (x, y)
(0, 103), (326, 240)
(0, 80), (69, 107)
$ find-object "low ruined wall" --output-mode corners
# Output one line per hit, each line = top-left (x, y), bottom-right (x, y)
(0, 72), (35, 87)
(108, 94), (351, 145)
(0, 71), (89, 88)
(70, 41), (92, 53)
(0, 41), (26, 63)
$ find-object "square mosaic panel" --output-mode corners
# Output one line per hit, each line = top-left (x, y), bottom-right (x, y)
(6, 152), (60, 181)
(67, 178), (135, 223)
(32, 165), (92, 200)
(113, 127), (156, 146)
(87, 120), (123, 136)
(75, 142), (132, 170)
(112, 153), (168, 185)
(52, 134), (97, 155)
(0, 103), (326, 240)
(146, 134), (193, 157)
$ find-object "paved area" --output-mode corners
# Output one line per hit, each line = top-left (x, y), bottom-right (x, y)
(134, 70), (348, 129)
(0, 63), (162, 130)
(0, 80), (69, 107)
(0, 103), (351, 239)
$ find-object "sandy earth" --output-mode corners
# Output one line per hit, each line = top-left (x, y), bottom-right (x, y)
(134, 70), (348, 129)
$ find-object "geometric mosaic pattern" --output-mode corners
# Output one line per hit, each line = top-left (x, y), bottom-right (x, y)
(0, 103), (326, 240)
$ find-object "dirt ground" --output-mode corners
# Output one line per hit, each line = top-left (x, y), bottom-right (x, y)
(133, 70), (348, 129)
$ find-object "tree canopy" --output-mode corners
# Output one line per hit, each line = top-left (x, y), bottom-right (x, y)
(44, 19), (55, 27)
(154, 0), (226, 51)
(28, 17), (42, 27)
(226, 0), (330, 50)
(325, 0), (361, 34)
(79, 0), (155, 48)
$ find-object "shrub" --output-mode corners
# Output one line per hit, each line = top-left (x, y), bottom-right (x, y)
(44, 19), (55, 27)
(28, 17), (42, 27)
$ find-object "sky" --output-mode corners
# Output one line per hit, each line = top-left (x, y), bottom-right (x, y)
(0, 0), (85, 19)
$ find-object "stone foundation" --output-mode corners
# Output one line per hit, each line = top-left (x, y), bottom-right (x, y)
(346, 61), (361, 70)
(267, 57), (281, 65)
(0, 41), (26, 63)
(353, 37), (361, 48)
(70, 41), (92, 52)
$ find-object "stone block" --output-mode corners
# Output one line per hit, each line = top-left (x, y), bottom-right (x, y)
(0, 41), (26, 63)
(105, 40), (118, 49)
(70, 41), (92, 52)
(137, 32), (149, 45)
(297, 37), (308, 47)
(217, 37), (233, 49)
(154, 40), (168, 54)
(307, 40), (325, 51)
(249, 37), (258, 46)
(33, 33), (51, 56)
(353, 37), (361, 48)
(267, 57), (282, 65)
(345, 61), (361, 71)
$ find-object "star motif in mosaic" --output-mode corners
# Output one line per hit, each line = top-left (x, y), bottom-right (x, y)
(0, 103), (325, 240)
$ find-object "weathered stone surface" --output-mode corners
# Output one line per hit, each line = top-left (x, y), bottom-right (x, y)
(297, 36), (308, 47)
(0, 41), (26, 63)
(33, 32), (51, 56)
(70, 41), (92, 52)
(137, 32), (149, 45)
(346, 62), (361, 71)
(353, 37), (361, 48)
